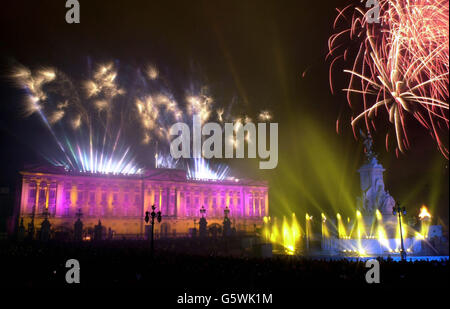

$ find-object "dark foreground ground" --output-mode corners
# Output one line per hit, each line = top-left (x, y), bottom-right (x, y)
(0, 239), (448, 288)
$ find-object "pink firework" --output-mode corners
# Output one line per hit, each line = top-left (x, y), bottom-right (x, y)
(329, 0), (449, 158)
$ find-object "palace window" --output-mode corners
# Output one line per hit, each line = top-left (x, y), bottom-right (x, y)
(133, 203), (140, 216)
(123, 203), (129, 217)
(169, 192), (175, 216)
(63, 203), (70, 217)
(88, 203), (95, 217)
(28, 188), (36, 203)
(185, 194), (191, 217)
(89, 192), (95, 204)
(77, 191), (84, 203)
(101, 192), (107, 204)
(65, 191), (71, 203)
(48, 189), (56, 216)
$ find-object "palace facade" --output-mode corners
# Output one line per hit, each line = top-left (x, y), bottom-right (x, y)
(17, 165), (268, 238)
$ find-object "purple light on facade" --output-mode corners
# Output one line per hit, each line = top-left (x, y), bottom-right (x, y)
(15, 165), (268, 236)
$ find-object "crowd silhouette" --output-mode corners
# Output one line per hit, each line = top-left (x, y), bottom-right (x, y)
(0, 239), (448, 287)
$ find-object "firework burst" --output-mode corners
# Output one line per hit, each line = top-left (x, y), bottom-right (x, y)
(329, 0), (449, 158)
(12, 63), (141, 174)
(11, 60), (273, 176)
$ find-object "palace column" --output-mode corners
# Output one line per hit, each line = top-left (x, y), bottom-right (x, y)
(255, 192), (262, 217)
(243, 190), (249, 217)
(177, 188), (186, 217)
(206, 189), (213, 216)
(264, 190), (268, 217)
(214, 191), (219, 217)
(70, 183), (77, 216)
(229, 190), (235, 216)
(167, 186), (173, 216)
(20, 179), (30, 216)
(151, 185), (157, 210)
(227, 190), (232, 215)
(95, 183), (101, 217)
(142, 182), (149, 215)
(155, 185), (160, 210)
(237, 188), (242, 217)
(44, 182), (50, 211)
(33, 179), (42, 216)
(249, 191), (254, 217)
(255, 192), (258, 217)
(252, 191), (256, 217)
(157, 186), (163, 212)
(165, 185), (170, 215)
(55, 180), (64, 217)
(140, 180), (146, 237)
(149, 186), (155, 209)
(173, 187), (180, 218)
(48, 182), (57, 216)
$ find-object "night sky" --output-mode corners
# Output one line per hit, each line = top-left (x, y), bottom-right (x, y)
(0, 0), (448, 222)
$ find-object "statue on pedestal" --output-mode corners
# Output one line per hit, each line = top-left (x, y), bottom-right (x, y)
(357, 130), (396, 216)
(361, 130), (376, 163)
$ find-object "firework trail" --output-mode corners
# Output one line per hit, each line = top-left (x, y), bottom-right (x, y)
(328, 0), (449, 158)
(11, 61), (273, 177)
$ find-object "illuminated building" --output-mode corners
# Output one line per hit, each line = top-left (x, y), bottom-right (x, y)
(16, 165), (268, 237)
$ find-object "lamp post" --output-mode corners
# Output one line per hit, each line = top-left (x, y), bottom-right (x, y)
(145, 205), (161, 256)
(393, 202), (407, 261)
(224, 206), (230, 218)
(200, 205), (206, 218)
